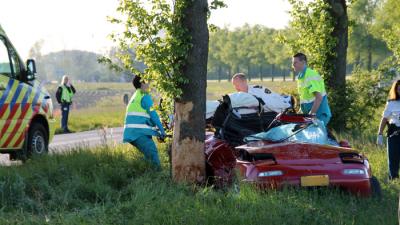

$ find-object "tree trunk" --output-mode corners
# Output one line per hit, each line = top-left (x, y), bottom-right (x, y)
(227, 67), (231, 81)
(218, 65), (222, 82)
(283, 69), (286, 81)
(271, 65), (275, 82)
(325, 0), (348, 131)
(172, 0), (208, 183)
(259, 65), (263, 81)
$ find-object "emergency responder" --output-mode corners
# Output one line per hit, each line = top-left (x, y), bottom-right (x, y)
(292, 53), (332, 125)
(56, 75), (76, 133)
(377, 80), (400, 180)
(123, 75), (166, 169)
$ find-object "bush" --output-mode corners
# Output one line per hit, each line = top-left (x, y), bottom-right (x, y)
(345, 68), (388, 134)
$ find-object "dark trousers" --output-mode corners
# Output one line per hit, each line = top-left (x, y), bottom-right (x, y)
(387, 133), (400, 179)
(61, 103), (70, 132)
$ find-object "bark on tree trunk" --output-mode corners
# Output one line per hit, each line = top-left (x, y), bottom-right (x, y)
(325, 0), (348, 131)
(172, 0), (208, 183)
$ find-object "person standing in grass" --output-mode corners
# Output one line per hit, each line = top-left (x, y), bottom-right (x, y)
(292, 53), (332, 126)
(123, 75), (166, 169)
(377, 80), (400, 180)
(56, 75), (76, 133)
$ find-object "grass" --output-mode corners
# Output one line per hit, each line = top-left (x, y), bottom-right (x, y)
(54, 95), (126, 134)
(0, 136), (398, 224)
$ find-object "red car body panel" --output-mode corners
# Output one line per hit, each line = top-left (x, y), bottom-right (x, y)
(205, 133), (374, 197)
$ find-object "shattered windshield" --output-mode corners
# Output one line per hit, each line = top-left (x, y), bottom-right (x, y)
(244, 120), (338, 146)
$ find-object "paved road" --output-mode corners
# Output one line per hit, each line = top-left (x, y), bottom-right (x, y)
(49, 127), (124, 152)
(0, 127), (124, 166)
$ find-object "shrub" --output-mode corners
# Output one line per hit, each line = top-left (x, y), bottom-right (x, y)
(345, 68), (388, 134)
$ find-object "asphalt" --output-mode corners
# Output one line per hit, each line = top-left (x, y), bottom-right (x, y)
(0, 127), (124, 166)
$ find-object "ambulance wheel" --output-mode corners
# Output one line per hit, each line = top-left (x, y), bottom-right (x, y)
(27, 123), (48, 157)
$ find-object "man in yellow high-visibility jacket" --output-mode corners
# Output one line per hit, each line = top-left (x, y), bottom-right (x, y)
(292, 53), (332, 125)
(123, 75), (166, 168)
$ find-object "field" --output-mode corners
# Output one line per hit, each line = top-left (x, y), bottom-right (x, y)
(48, 81), (297, 133)
(1, 81), (395, 224)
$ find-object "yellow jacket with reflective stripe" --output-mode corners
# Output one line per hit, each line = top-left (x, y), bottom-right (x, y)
(297, 67), (327, 104)
(60, 85), (74, 103)
(123, 90), (158, 142)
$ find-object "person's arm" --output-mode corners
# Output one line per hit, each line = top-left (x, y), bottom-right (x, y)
(55, 87), (62, 104)
(378, 117), (388, 135)
(70, 84), (76, 94)
(310, 91), (323, 115)
(142, 95), (165, 135)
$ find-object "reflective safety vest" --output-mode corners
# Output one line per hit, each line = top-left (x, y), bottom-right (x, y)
(297, 67), (327, 104)
(60, 85), (74, 103)
(123, 90), (157, 142)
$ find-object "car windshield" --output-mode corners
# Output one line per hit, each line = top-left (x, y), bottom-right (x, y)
(244, 120), (338, 146)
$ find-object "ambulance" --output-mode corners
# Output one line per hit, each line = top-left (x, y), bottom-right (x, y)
(0, 24), (55, 160)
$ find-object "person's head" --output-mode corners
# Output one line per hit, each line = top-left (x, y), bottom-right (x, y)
(132, 75), (149, 92)
(231, 73), (248, 92)
(292, 52), (307, 73)
(61, 75), (69, 85)
(388, 80), (400, 100)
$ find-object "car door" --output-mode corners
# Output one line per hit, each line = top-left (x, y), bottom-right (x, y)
(0, 35), (25, 148)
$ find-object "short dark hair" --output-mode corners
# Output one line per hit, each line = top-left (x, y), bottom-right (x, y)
(132, 75), (142, 89)
(293, 52), (307, 63)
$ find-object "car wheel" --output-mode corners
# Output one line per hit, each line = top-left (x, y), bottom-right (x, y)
(370, 176), (382, 198)
(27, 123), (48, 157)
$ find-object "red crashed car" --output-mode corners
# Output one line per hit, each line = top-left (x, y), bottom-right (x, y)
(205, 113), (381, 197)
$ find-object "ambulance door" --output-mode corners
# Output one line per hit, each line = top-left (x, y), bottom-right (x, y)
(0, 35), (24, 148)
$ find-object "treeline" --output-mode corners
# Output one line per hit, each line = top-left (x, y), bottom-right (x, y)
(207, 25), (292, 81)
(207, 0), (395, 81)
(30, 48), (144, 83)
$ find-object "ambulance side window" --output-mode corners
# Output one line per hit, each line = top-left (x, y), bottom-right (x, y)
(0, 36), (12, 78)
(9, 47), (21, 80)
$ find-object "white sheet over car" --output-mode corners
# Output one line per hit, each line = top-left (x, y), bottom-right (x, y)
(206, 85), (292, 119)
(248, 85), (292, 113)
(206, 92), (260, 119)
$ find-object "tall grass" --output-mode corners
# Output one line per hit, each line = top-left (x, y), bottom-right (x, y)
(0, 136), (398, 224)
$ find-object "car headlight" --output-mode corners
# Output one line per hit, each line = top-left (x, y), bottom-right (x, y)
(258, 170), (283, 177)
(343, 169), (365, 175)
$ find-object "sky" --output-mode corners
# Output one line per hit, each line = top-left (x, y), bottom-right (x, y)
(0, 0), (291, 59)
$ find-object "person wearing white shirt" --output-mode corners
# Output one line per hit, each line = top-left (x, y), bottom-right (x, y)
(377, 80), (400, 180)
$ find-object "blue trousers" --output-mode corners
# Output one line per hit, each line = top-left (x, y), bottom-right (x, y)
(387, 134), (400, 179)
(131, 135), (160, 168)
(61, 103), (70, 132)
